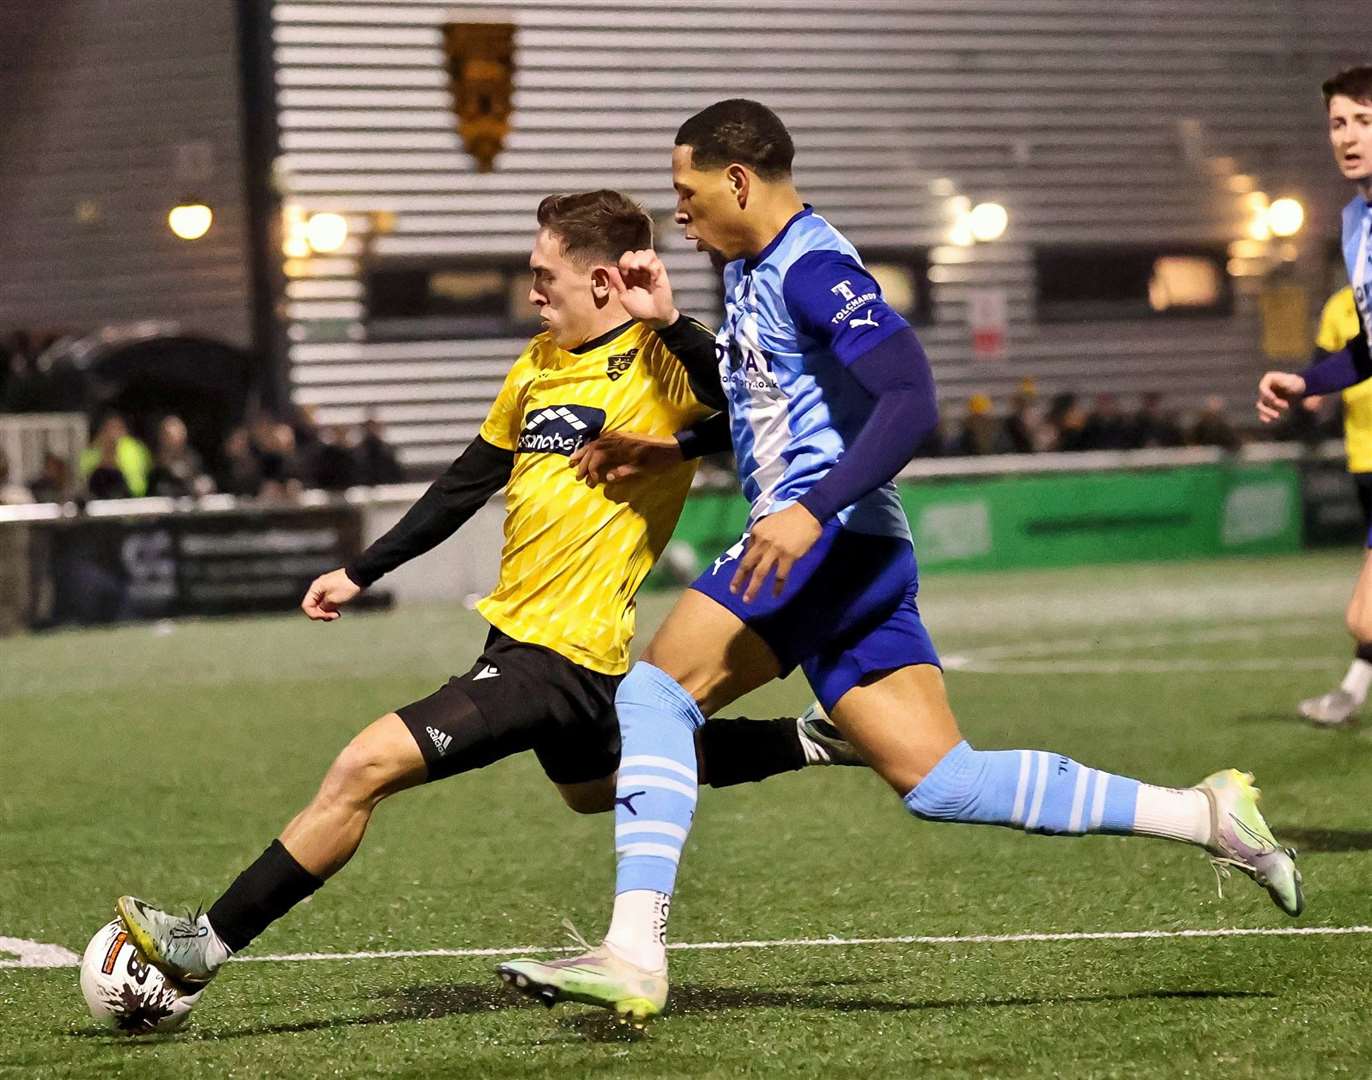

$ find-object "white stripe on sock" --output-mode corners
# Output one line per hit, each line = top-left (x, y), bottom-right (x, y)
(618, 755), (697, 782)
(617, 774), (698, 801)
(1024, 752), (1051, 830)
(1011, 751), (1033, 824)
(616, 821), (688, 842)
(1068, 764), (1091, 833)
(1090, 771), (1109, 829)
(615, 842), (682, 862)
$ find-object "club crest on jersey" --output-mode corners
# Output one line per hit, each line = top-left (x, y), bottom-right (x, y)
(517, 404), (606, 456)
(606, 348), (638, 381)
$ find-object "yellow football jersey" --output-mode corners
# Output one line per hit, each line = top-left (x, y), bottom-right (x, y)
(475, 320), (711, 674)
(1320, 288), (1372, 472)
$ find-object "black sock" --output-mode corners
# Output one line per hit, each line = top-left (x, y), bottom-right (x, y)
(698, 716), (805, 788)
(206, 839), (324, 953)
(1355, 643), (1372, 664)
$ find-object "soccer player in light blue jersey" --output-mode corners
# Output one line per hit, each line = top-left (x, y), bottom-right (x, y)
(1258, 65), (1372, 728)
(499, 99), (1303, 1023)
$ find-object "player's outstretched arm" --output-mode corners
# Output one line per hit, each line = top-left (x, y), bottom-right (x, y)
(335, 436), (514, 598)
(1255, 371), (1307, 423)
(301, 567), (362, 621)
(571, 414), (730, 487)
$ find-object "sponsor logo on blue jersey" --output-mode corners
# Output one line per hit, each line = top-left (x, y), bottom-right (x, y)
(517, 404), (605, 456)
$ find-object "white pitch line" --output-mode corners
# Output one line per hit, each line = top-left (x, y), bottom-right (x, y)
(9, 925), (1369, 971)
(230, 924), (1372, 965)
(955, 657), (1336, 676)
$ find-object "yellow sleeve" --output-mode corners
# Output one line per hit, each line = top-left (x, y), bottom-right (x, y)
(1315, 288), (1359, 354)
(644, 336), (714, 429)
(478, 343), (536, 450)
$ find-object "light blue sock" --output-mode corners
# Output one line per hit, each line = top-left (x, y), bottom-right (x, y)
(613, 662), (704, 896)
(903, 741), (1140, 835)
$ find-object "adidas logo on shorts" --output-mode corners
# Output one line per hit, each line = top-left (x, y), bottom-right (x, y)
(426, 725), (452, 755)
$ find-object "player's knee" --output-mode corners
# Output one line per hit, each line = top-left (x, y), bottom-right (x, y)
(321, 728), (408, 807)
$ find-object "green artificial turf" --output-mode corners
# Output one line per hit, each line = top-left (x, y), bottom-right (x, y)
(2, 552), (1369, 1078)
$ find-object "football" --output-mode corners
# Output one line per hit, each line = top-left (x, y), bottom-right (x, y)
(78, 919), (204, 1035)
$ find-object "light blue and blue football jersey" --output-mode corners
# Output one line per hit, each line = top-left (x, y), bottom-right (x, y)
(716, 206), (918, 539)
(1344, 195), (1372, 339)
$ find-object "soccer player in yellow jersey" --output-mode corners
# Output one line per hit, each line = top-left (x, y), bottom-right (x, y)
(1299, 286), (1372, 726)
(113, 191), (852, 991)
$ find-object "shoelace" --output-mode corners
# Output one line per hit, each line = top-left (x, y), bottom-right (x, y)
(560, 917), (594, 954)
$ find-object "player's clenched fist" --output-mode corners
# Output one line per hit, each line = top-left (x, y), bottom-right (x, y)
(1256, 371), (1307, 423)
(606, 249), (679, 329)
(301, 567), (362, 621)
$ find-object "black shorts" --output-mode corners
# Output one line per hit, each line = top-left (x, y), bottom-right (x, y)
(1355, 471), (1372, 531)
(395, 626), (623, 786)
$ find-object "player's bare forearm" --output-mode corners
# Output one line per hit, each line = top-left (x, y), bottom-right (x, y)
(570, 431), (683, 487)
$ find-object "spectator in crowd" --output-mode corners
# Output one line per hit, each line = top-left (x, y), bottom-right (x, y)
(1045, 392), (1089, 451)
(79, 413), (151, 498)
(1079, 393), (1132, 451)
(1128, 391), (1184, 449)
(949, 393), (1001, 456)
(147, 415), (214, 498)
(1190, 395), (1243, 451)
(251, 416), (304, 500)
(1000, 382), (1044, 454)
(0, 449), (35, 505)
(216, 427), (263, 497)
(28, 451), (73, 503)
(307, 425), (359, 492)
(288, 403), (323, 462)
(354, 415), (405, 486)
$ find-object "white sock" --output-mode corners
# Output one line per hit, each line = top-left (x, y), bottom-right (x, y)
(603, 889), (669, 972)
(1340, 658), (1372, 704)
(1131, 785), (1211, 846)
(196, 914), (234, 971)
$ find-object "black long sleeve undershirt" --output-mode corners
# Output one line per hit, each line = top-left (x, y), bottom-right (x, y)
(654, 314), (727, 411)
(675, 411), (732, 459)
(344, 435), (514, 588)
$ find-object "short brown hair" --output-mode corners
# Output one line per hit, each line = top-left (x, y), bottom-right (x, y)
(1323, 65), (1372, 106)
(535, 190), (652, 266)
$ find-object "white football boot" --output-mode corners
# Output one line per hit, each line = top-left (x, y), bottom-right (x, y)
(1196, 771), (1304, 917)
(116, 896), (231, 986)
(797, 702), (866, 766)
(1297, 689), (1359, 729)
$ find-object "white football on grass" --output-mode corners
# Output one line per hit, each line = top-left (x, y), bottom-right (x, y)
(79, 919), (204, 1034)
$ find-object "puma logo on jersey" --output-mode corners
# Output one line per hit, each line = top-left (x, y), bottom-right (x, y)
(473, 665), (500, 681)
(850, 311), (880, 329)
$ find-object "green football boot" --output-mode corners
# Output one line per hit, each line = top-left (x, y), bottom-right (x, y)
(1197, 769), (1304, 917)
(497, 939), (667, 1025)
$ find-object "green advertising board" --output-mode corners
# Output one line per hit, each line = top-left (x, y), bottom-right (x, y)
(658, 462), (1302, 582)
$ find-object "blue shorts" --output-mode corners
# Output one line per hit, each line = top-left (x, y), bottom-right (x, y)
(689, 522), (941, 712)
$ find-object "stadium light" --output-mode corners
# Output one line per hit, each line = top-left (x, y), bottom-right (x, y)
(305, 212), (349, 254)
(167, 202), (213, 241)
(1266, 197), (1305, 238)
(969, 202), (1009, 243)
